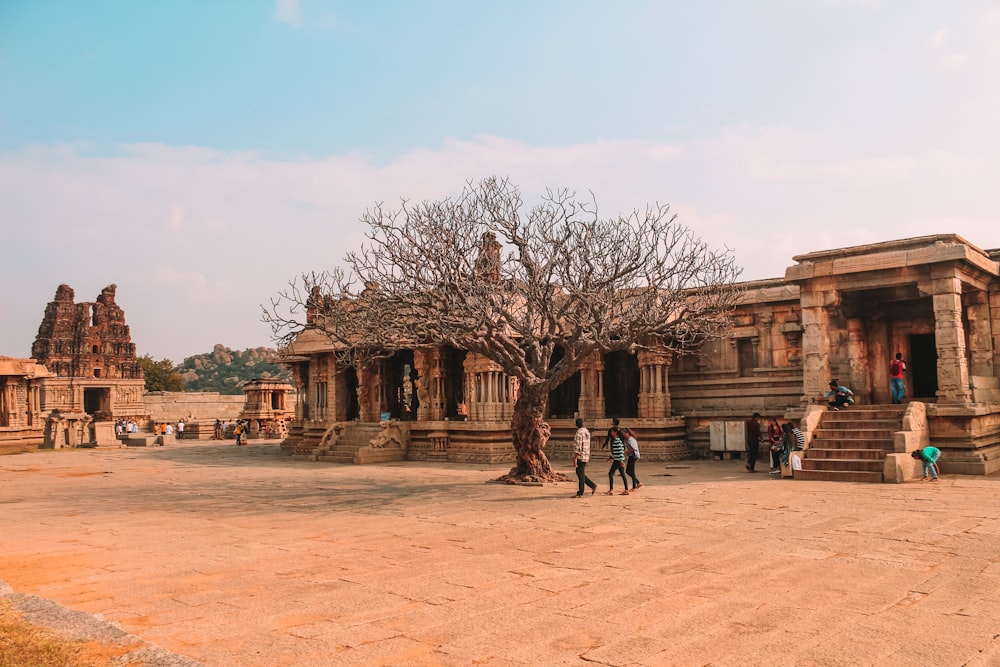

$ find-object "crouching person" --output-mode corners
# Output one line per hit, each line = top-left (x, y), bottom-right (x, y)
(911, 447), (941, 482)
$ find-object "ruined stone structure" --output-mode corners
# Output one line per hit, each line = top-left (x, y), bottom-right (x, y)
(239, 379), (295, 439)
(0, 357), (48, 443)
(31, 284), (146, 422)
(281, 235), (1000, 478)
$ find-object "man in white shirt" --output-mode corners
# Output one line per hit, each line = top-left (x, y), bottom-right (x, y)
(572, 418), (598, 497)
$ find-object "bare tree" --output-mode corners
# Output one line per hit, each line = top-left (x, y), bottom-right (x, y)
(264, 176), (743, 482)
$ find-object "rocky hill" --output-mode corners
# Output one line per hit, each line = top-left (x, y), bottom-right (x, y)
(176, 344), (292, 395)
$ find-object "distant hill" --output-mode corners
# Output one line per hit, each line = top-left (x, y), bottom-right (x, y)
(176, 344), (292, 395)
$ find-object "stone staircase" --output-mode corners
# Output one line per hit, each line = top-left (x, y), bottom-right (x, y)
(795, 405), (906, 483)
(314, 423), (406, 464)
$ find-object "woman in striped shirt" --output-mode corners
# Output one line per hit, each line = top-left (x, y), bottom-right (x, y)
(604, 427), (630, 495)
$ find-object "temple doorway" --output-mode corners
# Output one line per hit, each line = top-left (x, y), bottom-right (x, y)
(443, 348), (467, 419)
(603, 351), (639, 418)
(383, 351), (416, 419)
(549, 372), (580, 419)
(343, 366), (359, 421)
(83, 387), (109, 416)
(909, 333), (939, 400)
(548, 346), (581, 418)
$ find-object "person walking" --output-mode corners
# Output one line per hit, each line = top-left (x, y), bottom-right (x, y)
(572, 418), (598, 497)
(601, 417), (621, 450)
(605, 427), (630, 495)
(890, 352), (907, 404)
(176, 419), (185, 440)
(912, 447), (941, 481)
(745, 412), (762, 472)
(623, 428), (642, 490)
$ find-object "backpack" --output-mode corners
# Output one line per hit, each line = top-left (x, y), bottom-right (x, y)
(890, 359), (902, 375)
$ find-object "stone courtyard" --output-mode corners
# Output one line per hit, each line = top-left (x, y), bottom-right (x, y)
(3, 441), (1000, 666)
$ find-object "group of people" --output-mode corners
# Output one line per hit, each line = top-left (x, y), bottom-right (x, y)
(745, 412), (805, 474)
(114, 419), (186, 437)
(572, 418), (642, 497)
(209, 419), (250, 444)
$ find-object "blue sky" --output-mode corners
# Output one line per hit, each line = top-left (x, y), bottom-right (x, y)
(2, 0), (999, 362)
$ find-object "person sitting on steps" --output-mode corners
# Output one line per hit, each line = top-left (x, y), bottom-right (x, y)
(815, 380), (855, 411)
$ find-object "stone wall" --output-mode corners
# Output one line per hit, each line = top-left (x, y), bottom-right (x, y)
(144, 392), (245, 422)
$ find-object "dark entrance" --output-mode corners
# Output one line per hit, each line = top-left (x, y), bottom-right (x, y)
(549, 373), (581, 419)
(603, 351), (639, 419)
(83, 387), (109, 416)
(343, 366), (359, 421)
(382, 351), (416, 419)
(908, 333), (938, 399)
(548, 346), (581, 418)
(443, 347), (467, 419)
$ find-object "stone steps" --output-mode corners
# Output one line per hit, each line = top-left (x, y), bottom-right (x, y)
(798, 457), (885, 472)
(807, 448), (888, 460)
(313, 423), (407, 464)
(797, 404), (906, 483)
(793, 469), (885, 483)
(813, 424), (899, 440)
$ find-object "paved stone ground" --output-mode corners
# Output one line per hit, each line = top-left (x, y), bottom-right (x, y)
(2, 441), (1000, 666)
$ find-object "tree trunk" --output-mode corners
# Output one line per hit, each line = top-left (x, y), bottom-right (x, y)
(496, 384), (569, 484)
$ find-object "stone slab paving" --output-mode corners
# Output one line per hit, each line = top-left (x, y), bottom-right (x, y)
(2, 441), (1000, 666)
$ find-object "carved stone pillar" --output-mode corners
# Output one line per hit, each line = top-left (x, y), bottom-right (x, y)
(846, 318), (871, 400)
(931, 274), (972, 403)
(577, 351), (605, 420)
(964, 290), (994, 378)
(757, 313), (774, 369)
(357, 360), (381, 422)
(464, 353), (512, 422)
(637, 347), (673, 418)
(799, 287), (837, 403)
(1, 381), (12, 427)
(413, 348), (446, 421)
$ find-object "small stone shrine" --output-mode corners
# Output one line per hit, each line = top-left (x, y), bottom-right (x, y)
(239, 378), (294, 439)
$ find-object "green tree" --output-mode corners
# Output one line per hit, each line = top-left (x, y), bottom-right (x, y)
(138, 355), (184, 392)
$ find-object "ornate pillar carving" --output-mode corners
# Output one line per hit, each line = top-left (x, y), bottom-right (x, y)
(464, 353), (512, 422)
(799, 287), (837, 404)
(637, 346), (673, 418)
(357, 360), (381, 422)
(932, 274), (972, 403)
(964, 290), (994, 378)
(413, 348), (446, 421)
(846, 318), (871, 400)
(577, 351), (605, 420)
(757, 313), (774, 369)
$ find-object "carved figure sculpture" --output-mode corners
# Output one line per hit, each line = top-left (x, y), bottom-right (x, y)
(369, 422), (404, 449)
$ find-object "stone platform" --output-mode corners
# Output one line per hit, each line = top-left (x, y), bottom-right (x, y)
(2, 441), (1000, 666)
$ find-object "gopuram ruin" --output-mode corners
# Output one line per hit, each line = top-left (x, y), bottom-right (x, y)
(280, 234), (1000, 480)
(30, 284), (146, 446)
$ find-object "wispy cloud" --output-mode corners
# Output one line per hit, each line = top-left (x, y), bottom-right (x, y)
(274, 0), (302, 28)
(2, 129), (998, 361)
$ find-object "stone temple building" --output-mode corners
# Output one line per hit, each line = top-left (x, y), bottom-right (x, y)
(280, 234), (1000, 480)
(0, 357), (48, 443)
(31, 284), (146, 421)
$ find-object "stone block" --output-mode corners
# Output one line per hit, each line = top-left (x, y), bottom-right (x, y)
(124, 435), (157, 447)
(883, 453), (921, 483)
(91, 422), (118, 447)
